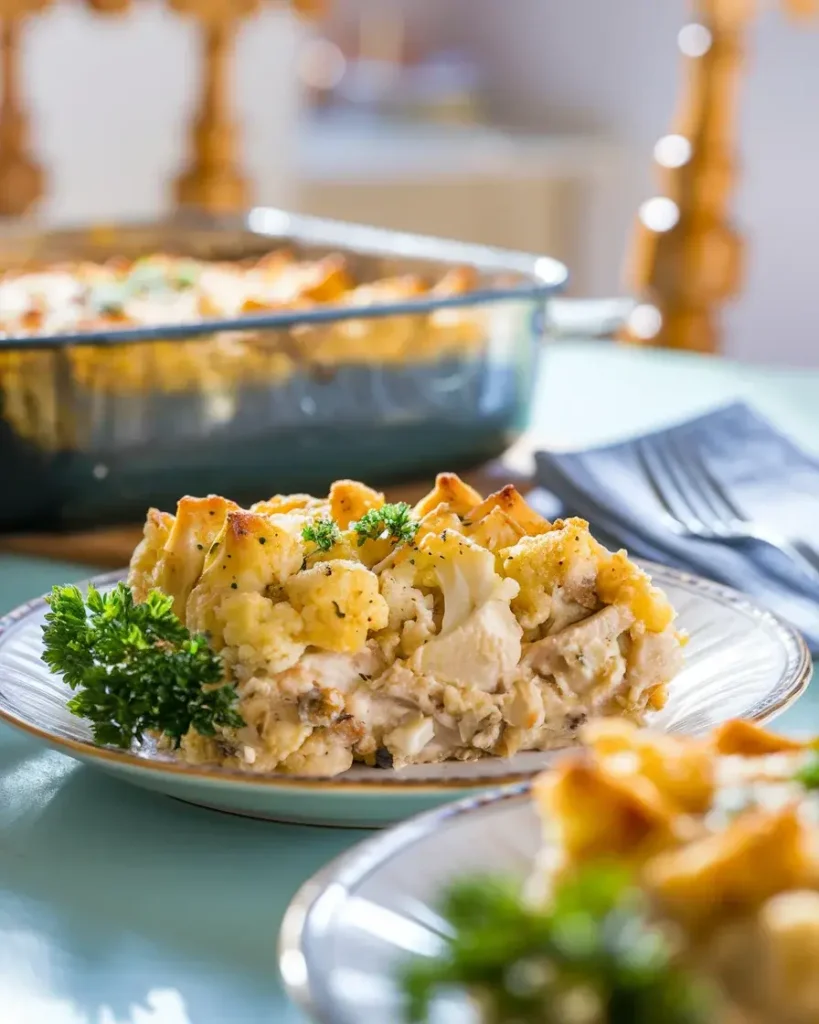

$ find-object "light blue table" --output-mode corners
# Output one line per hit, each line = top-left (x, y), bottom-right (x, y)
(1, 341), (817, 1024)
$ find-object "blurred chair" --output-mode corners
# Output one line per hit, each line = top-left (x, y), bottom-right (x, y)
(621, 0), (819, 353)
(0, 0), (50, 217)
(0, 0), (322, 219)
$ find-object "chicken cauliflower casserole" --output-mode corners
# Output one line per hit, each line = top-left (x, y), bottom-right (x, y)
(127, 474), (684, 777)
(531, 718), (819, 1024)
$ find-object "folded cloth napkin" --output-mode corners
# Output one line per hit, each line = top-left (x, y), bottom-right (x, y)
(531, 402), (819, 654)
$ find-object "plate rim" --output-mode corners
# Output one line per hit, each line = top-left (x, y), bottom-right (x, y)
(0, 565), (811, 794)
(278, 780), (534, 1023)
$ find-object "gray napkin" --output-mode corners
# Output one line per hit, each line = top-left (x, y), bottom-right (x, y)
(531, 402), (819, 654)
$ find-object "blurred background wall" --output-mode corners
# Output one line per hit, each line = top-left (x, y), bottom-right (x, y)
(17, 0), (819, 365)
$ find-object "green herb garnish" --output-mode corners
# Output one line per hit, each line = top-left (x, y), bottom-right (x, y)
(795, 753), (819, 790)
(125, 260), (168, 295)
(171, 261), (200, 290)
(402, 865), (708, 1024)
(302, 516), (341, 552)
(41, 583), (243, 750)
(89, 282), (127, 316)
(352, 502), (418, 547)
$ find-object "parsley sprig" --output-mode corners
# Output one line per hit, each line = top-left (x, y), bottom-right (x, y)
(402, 865), (708, 1024)
(41, 583), (243, 749)
(302, 516), (342, 552)
(352, 502), (418, 547)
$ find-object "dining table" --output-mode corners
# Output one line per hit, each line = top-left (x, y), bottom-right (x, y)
(1, 337), (818, 1024)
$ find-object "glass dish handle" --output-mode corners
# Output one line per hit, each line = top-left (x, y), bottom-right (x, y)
(546, 297), (634, 341)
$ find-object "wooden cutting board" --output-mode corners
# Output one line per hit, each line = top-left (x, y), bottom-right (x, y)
(0, 441), (538, 568)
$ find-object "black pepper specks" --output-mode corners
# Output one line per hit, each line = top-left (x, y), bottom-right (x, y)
(375, 747), (394, 769)
(197, 543), (204, 551)
(258, 537), (267, 545)
(332, 601), (346, 619)
(230, 582), (238, 590)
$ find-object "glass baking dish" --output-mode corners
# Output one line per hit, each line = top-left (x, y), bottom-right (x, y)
(0, 209), (567, 530)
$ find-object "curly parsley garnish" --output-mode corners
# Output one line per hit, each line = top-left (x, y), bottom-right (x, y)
(402, 865), (708, 1024)
(41, 583), (243, 749)
(352, 502), (419, 547)
(302, 516), (341, 552)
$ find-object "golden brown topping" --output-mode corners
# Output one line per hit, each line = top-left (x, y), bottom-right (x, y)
(582, 718), (715, 815)
(430, 265), (479, 296)
(157, 495), (239, 616)
(462, 506), (525, 552)
(713, 720), (807, 757)
(127, 507), (175, 603)
(414, 472), (484, 518)
(466, 484), (551, 536)
(646, 808), (816, 935)
(596, 549), (676, 633)
(329, 479), (384, 529)
(535, 757), (680, 865)
(251, 494), (325, 517)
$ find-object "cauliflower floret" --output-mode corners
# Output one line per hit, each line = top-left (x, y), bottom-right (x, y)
(328, 478), (384, 529)
(379, 563), (437, 655)
(304, 529), (362, 566)
(128, 507), (174, 602)
(220, 591), (306, 678)
(155, 495), (239, 618)
(413, 530), (519, 632)
(597, 549), (675, 633)
(414, 503), (464, 543)
(404, 530), (522, 691)
(285, 559), (389, 652)
(186, 510), (305, 641)
(501, 518), (601, 630)
(385, 503), (463, 574)
(200, 510), (304, 591)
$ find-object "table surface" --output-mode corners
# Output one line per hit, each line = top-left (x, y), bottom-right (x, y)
(2, 340), (818, 1024)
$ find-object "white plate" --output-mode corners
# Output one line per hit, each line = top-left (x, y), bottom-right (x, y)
(0, 567), (810, 827)
(279, 784), (539, 1023)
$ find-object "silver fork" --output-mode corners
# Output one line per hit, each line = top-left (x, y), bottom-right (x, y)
(637, 432), (819, 585)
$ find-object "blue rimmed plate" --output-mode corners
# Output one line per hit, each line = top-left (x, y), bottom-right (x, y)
(278, 783), (540, 1023)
